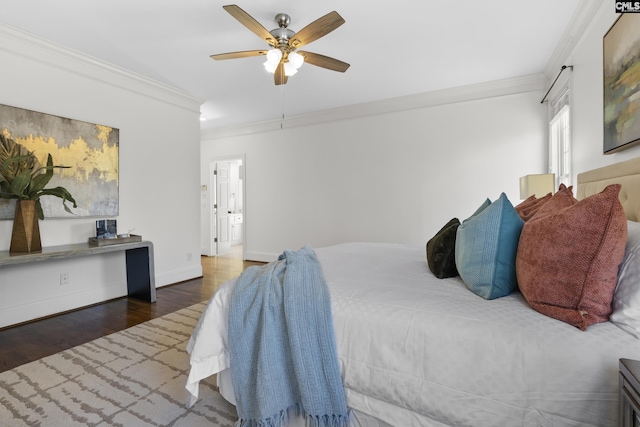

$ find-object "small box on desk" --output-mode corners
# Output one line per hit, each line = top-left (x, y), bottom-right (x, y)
(96, 219), (117, 239)
(88, 234), (142, 247)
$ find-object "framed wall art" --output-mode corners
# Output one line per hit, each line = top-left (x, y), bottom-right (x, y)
(603, 13), (640, 154)
(0, 104), (119, 219)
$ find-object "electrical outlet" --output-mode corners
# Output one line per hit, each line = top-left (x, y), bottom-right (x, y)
(60, 273), (69, 285)
(187, 252), (193, 262)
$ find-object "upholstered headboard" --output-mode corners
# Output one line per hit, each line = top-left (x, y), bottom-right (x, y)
(577, 156), (640, 222)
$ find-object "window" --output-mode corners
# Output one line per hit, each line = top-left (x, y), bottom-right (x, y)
(548, 88), (571, 188)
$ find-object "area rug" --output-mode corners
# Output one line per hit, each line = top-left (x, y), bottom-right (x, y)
(0, 302), (239, 426)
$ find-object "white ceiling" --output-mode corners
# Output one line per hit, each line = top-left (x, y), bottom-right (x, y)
(0, 1), (580, 131)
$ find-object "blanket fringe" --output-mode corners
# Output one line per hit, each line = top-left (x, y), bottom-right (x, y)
(304, 412), (350, 427)
(235, 404), (295, 427)
(236, 405), (350, 427)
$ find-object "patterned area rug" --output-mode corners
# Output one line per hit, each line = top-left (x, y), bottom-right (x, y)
(0, 302), (238, 426)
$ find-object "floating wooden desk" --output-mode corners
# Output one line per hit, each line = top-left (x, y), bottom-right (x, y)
(0, 241), (156, 303)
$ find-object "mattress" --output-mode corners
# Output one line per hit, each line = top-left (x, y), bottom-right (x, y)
(187, 242), (640, 426)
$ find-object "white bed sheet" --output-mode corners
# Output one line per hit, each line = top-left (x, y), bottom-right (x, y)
(187, 242), (640, 426)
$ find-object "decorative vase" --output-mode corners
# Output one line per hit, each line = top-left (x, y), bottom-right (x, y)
(10, 200), (42, 254)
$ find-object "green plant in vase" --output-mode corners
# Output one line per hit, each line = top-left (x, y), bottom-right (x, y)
(0, 134), (77, 253)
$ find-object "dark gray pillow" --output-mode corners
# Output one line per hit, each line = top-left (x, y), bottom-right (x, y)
(426, 218), (460, 279)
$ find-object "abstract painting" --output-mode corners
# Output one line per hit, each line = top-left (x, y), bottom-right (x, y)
(603, 13), (640, 154)
(0, 104), (119, 219)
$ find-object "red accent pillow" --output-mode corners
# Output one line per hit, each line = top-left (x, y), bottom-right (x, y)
(515, 193), (553, 221)
(527, 184), (577, 220)
(515, 195), (535, 216)
(515, 194), (536, 210)
(516, 184), (627, 330)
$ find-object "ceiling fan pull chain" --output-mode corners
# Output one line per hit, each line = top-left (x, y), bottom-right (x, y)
(280, 82), (285, 129)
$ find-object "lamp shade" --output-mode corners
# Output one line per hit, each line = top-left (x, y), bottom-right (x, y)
(519, 174), (555, 199)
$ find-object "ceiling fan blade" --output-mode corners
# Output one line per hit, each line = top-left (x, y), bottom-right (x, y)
(274, 61), (288, 85)
(223, 4), (277, 47)
(210, 50), (268, 60)
(298, 51), (350, 72)
(288, 11), (345, 49)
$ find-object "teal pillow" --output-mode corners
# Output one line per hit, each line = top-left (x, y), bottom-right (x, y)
(471, 198), (492, 217)
(455, 193), (524, 300)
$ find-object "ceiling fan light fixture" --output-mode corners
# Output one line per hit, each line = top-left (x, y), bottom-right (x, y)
(284, 61), (298, 76)
(264, 48), (283, 73)
(288, 51), (304, 69)
(212, 5), (349, 85)
(263, 60), (278, 73)
(266, 48), (282, 64)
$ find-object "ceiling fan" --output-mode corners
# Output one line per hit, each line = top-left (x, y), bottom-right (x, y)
(211, 4), (350, 85)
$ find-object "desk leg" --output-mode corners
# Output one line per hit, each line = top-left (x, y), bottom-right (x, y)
(125, 244), (156, 303)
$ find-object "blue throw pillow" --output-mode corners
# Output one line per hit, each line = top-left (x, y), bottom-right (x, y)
(455, 193), (524, 300)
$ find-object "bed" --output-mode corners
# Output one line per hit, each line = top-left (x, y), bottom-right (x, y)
(186, 157), (640, 427)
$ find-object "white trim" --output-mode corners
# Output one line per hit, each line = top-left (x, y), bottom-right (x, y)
(0, 23), (203, 113)
(201, 74), (546, 139)
(548, 87), (572, 188)
(0, 263), (202, 328)
(155, 265), (203, 288)
(200, 0), (604, 140)
(0, 281), (126, 329)
(244, 251), (279, 263)
(543, 0), (605, 81)
(201, 154), (247, 260)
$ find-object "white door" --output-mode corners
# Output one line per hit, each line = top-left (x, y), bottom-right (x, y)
(215, 162), (231, 255)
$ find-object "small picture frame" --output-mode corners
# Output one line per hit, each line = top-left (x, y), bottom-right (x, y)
(96, 219), (117, 239)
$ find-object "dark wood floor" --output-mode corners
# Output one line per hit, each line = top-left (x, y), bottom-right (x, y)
(0, 250), (263, 373)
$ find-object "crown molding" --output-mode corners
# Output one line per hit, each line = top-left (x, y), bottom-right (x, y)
(543, 0), (604, 81)
(201, 74), (545, 140)
(0, 23), (202, 113)
(205, 0), (607, 142)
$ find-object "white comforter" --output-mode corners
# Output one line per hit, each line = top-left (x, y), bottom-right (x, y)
(187, 242), (640, 426)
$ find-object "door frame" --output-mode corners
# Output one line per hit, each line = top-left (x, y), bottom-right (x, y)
(203, 154), (246, 259)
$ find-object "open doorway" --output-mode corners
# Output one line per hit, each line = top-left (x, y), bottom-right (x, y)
(201, 155), (245, 260)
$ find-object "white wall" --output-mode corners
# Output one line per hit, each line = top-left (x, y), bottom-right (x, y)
(202, 87), (548, 262)
(0, 25), (203, 328)
(202, 2), (640, 263)
(566, 4), (640, 175)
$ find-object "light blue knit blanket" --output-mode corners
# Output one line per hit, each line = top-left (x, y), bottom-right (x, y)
(228, 246), (349, 427)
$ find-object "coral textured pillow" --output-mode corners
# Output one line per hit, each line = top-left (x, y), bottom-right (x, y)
(610, 221), (640, 338)
(515, 193), (552, 221)
(516, 184), (627, 330)
(528, 184), (576, 220)
(426, 218), (461, 279)
(515, 195), (536, 213)
(455, 193), (524, 300)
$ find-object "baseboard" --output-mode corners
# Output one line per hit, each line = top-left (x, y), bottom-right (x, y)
(0, 281), (127, 329)
(155, 264), (203, 288)
(0, 264), (204, 328)
(244, 251), (278, 263)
